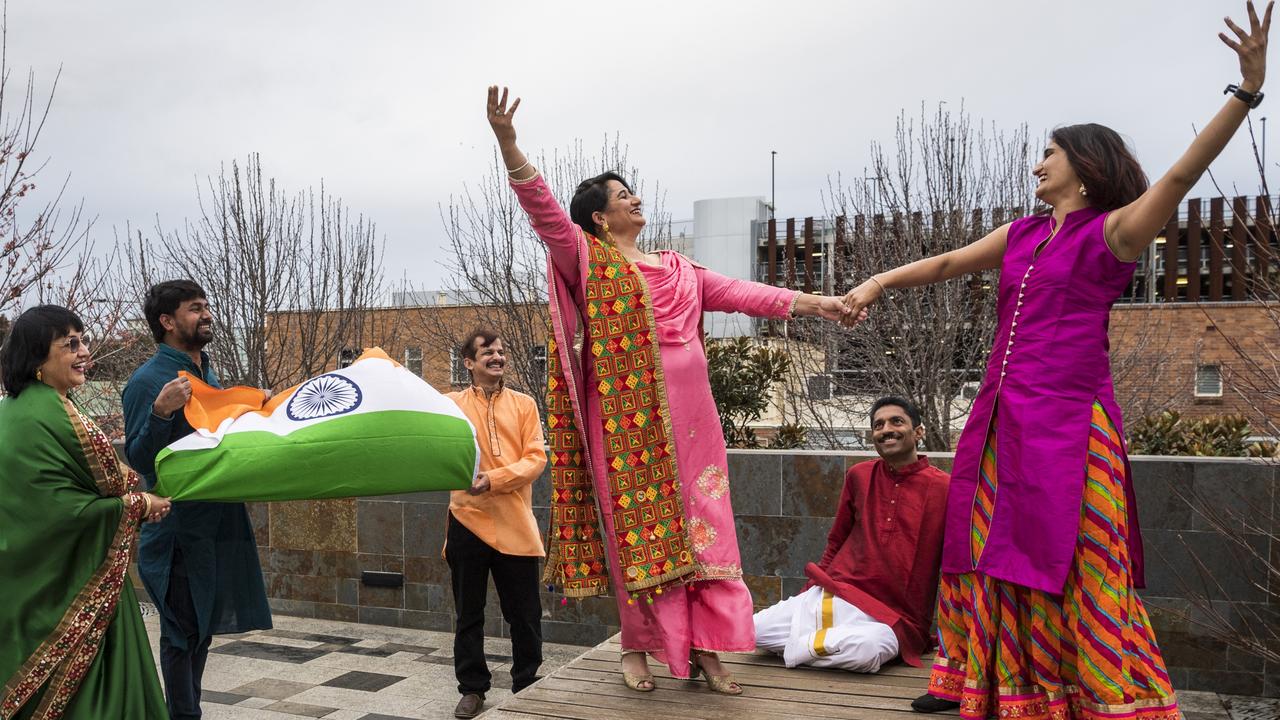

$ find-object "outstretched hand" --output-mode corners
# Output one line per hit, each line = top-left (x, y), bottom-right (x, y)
(486, 85), (521, 146)
(840, 279), (884, 327)
(1221, 1), (1273, 91)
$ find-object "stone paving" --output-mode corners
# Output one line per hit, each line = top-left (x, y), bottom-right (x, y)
(140, 604), (585, 719)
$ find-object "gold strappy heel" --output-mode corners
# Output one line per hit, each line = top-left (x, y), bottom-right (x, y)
(690, 650), (743, 695)
(621, 652), (655, 692)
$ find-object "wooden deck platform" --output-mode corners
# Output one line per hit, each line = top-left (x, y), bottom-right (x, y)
(485, 635), (957, 719)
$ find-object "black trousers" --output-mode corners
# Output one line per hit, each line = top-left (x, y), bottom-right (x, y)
(446, 513), (543, 695)
(159, 549), (213, 720)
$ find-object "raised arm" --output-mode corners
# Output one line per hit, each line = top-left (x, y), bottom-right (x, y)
(487, 86), (581, 282)
(698, 265), (852, 322)
(1107, 1), (1272, 261)
(840, 223), (1011, 324)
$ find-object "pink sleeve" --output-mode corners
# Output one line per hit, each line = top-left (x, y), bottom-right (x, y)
(696, 265), (798, 319)
(510, 174), (582, 285)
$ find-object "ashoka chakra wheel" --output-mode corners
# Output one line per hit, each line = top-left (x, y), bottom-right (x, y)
(286, 373), (363, 421)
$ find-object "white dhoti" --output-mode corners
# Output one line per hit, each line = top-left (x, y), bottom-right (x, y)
(752, 586), (899, 672)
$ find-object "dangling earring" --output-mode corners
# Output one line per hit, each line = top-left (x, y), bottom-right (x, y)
(601, 220), (613, 243)
(1078, 184), (1088, 197)
(36, 368), (43, 382)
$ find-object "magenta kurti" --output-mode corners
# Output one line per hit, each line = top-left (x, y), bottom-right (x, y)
(511, 174), (797, 677)
(943, 206), (1145, 593)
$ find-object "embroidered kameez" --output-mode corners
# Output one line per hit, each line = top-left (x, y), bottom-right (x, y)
(511, 173), (797, 678)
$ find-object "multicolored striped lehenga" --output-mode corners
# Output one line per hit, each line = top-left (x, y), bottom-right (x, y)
(927, 404), (1180, 719)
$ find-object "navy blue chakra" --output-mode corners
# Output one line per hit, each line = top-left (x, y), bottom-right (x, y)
(286, 373), (363, 421)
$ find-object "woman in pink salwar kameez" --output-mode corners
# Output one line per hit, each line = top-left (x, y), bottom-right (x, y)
(484, 86), (852, 694)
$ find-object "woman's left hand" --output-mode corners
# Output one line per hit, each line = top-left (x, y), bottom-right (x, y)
(808, 294), (863, 324)
(1222, 0), (1273, 92)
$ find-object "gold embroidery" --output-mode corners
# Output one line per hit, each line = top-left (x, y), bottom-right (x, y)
(688, 517), (717, 553)
(695, 465), (730, 500)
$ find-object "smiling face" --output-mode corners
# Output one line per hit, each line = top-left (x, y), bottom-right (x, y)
(37, 329), (91, 395)
(465, 337), (506, 386)
(161, 297), (214, 350)
(1032, 140), (1084, 208)
(592, 179), (646, 237)
(871, 404), (923, 464)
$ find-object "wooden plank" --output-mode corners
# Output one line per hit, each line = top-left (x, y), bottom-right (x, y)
(1258, 195), (1275, 290)
(1186, 198), (1202, 301)
(1232, 195), (1250, 300)
(505, 683), (926, 720)
(785, 218), (797, 288)
(594, 640), (933, 679)
(803, 216), (815, 293)
(575, 653), (928, 690)
(549, 664), (928, 705)
(766, 218), (777, 285)
(1162, 212), (1180, 300)
(1209, 196), (1225, 300)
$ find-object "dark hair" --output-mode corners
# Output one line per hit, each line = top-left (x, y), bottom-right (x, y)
(569, 171), (631, 236)
(459, 328), (500, 362)
(0, 305), (84, 397)
(870, 395), (921, 427)
(144, 280), (207, 344)
(1050, 124), (1149, 211)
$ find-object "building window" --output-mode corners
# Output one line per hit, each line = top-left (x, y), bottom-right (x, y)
(338, 348), (356, 368)
(404, 346), (423, 377)
(450, 348), (470, 386)
(1194, 364), (1223, 398)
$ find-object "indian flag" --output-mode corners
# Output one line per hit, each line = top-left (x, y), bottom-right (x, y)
(153, 348), (477, 502)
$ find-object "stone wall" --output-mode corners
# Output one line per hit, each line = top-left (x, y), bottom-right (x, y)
(245, 450), (1278, 696)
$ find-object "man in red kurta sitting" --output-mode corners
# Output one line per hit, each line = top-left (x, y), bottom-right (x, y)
(754, 396), (950, 672)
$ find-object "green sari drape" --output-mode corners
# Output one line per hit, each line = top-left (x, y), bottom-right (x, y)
(0, 383), (167, 720)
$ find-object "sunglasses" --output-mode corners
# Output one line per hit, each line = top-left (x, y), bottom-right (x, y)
(61, 336), (90, 352)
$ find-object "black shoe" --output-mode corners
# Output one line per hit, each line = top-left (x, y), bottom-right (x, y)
(911, 693), (960, 713)
(454, 693), (485, 718)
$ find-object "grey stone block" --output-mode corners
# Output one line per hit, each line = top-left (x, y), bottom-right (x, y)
(404, 503), (450, 556)
(357, 501), (404, 555)
(734, 515), (829, 577)
(357, 606), (403, 627)
(726, 452), (781, 516)
(781, 454), (845, 518)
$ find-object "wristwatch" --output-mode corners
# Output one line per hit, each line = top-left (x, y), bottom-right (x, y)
(1225, 83), (1265, 108)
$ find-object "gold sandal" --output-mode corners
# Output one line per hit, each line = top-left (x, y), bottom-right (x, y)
(690, 651), (743, 695)
(621, 653), (655, 692)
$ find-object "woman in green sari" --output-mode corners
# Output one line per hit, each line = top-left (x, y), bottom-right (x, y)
(0, 305), (170, 719)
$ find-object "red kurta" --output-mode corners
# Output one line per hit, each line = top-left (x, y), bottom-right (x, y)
(804, 456), (950, 667)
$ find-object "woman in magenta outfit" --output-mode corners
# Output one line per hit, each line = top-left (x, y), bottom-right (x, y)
(485, 86), (852, 694)
(842, 5), (1270, 718)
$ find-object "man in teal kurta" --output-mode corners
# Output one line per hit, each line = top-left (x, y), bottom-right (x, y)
(122, 280), (271, 720)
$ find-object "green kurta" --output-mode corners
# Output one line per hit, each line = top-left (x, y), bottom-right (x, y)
(0, 383), (167, 719)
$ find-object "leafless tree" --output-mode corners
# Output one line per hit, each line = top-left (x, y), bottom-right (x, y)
(782, 103), (1033, 450)
(414, 135), (670, 411)
(131, 154), (390, 389)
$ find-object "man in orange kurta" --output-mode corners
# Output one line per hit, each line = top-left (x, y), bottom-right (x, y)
(444, 330), (547, 719)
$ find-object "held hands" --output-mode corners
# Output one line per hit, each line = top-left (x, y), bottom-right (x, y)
(153, 376), (192, 418)
(468, 472), (492, 496)
(1222, 1), (1273, 92)
(840, 278), (885, 328)
(141, 493), (172, 523)
(486, 86), (521, 147)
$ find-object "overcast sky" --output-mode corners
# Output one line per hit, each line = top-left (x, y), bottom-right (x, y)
(8, 1), (1270, 292)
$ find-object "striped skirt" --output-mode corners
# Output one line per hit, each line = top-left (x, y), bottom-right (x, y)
(927, 402), (1180, 720)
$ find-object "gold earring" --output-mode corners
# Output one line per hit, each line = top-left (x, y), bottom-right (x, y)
(1078, 184), (1088, 197)
(601, 220), (613, 242)
(36, 369), (43, 382)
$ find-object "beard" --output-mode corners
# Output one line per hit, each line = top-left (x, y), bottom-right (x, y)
(176, 322), (213, 349)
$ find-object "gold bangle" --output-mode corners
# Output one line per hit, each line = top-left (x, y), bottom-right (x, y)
(868, 276), (887, 293)
(506, 160), (530, 176)
(141, 493), (152, 518)
(787, 292), (802, 319)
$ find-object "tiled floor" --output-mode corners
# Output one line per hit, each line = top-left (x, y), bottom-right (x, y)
(140, 604), (586, 719)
